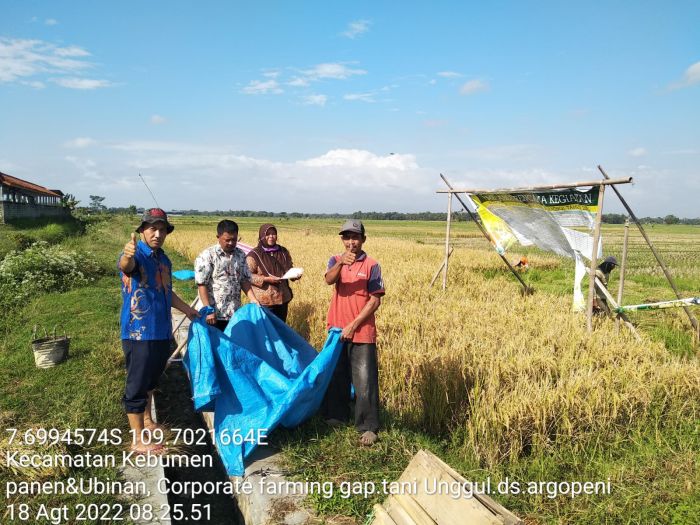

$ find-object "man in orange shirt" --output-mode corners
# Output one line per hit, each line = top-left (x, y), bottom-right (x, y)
(323, 220), (385, 446)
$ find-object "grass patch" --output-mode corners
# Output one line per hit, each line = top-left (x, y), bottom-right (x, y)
(0, 216), (85, 258)
(272, 413), (700, 524)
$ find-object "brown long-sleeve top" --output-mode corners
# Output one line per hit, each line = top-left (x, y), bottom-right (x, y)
(246, 252), (293, 306)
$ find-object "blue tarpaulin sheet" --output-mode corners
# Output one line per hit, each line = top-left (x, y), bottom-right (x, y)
(172, 269), (196, 280)
(183, 303), (343, 476)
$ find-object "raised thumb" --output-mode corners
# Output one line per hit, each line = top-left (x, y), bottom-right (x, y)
(131, 232), (137, 244)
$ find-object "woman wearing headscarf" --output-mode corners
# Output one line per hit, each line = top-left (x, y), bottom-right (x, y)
(246, 223), (296, 322)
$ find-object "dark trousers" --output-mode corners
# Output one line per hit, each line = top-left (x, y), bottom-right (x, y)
(322, 342), (379, 433)
(214, 319), (229, 331)
(122, 339), (171, 413)
(266, 303), (289, 323)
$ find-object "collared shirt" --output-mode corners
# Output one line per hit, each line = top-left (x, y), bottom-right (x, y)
(118, 240), (173, 341)
(194, 244), (253, 320)
(326, 251), (385, 343)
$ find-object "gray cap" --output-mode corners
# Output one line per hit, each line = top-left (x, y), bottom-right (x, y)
(603, 256), (618, 266)
(339, 219), (365, 235)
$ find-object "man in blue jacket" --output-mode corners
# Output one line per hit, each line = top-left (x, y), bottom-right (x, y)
(118, 208), (199, 454)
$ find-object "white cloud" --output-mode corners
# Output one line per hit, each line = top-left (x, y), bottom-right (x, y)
(64, 137), (97, 148)
(341, 19), (371, 39)
(0, 38), (109, 88)
(150, 114), (167, 124)
(446, 168), (566, 193)
(64, 155), (100, 180)
(65, 155), (96, 169)
(45, 18), (58, 26)
(669, 60), (700, 90)
(428, 79), (437, 85)
(344, 92), (375, 103)
(81, 143), (434, 211)
(628, 147), (647, 157)
(241, 79), (283, 95)
(303, 63), (366, 80)
(460, 79), (489, 95)
(288, 77), (310, 87)
(246, 62), (367, 98)
(22, 80), (45, 89)
(54, 45), (90, 57)
(299, 149), (418, 170)
(115, 142), (280, 171)
(302, 94), (327, 106)
(52, 77), (113, 89)
(438, 71), (462, 78)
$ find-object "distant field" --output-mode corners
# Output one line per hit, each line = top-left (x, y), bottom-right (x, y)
(169, 216), (700, 350)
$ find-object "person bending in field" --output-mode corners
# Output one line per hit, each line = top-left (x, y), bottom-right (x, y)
(194, 219), (260, 331)
(593, 256), (618, 316)
(322, 219), (385, 447)
(118, 208), (199, 455)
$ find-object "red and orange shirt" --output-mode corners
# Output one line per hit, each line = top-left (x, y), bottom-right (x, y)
(326, 252), (385, 343)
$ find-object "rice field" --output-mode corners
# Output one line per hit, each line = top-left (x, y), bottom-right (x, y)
(167, 217), (700, 471)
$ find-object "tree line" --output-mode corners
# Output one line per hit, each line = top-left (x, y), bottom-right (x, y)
(76, 195), (699, 224)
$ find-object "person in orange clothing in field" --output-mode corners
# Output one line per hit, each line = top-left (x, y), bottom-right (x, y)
(322, 219), (385, 447)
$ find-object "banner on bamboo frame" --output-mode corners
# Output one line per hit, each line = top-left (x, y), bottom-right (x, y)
(467, 186), (602, 311)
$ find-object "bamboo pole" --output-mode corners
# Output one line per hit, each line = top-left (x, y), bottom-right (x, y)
(587, 184), (606, 333)
(430, 246), (453, 287)
(437, 177), (632, 194)
(443, 193), (453, 290)
(439, 174), (533, 294)
(168, 338), (188, 363)
(171, 296), (200, 338)
(598, 165), (699, 335)
(615, 218), (630, 332)
(168, 296), (200, 362)
(616, 297), (700, 313)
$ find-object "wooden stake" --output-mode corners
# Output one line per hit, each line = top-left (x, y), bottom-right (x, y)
(598, 165), (699, 335)
(430, 246), (453, 287)
(437, 177), (632, 194)
(615, 218), (630, 332)
(443, 193), (452, 290)
(587, 184), (606, 333)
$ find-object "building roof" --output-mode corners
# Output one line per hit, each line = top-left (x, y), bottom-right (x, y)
(0, 172), (61, 198)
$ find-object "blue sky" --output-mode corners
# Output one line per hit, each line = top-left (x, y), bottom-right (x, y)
(1, 1), (698, 216)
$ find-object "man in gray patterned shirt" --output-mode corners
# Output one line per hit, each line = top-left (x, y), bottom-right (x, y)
(194, 220), (261, 331)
